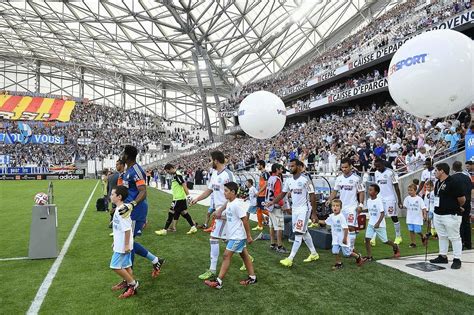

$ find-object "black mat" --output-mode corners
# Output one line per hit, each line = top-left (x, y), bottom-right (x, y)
(406, 262), (446, 272)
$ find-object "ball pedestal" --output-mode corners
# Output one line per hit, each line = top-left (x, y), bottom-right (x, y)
(28, 204), (58, 259)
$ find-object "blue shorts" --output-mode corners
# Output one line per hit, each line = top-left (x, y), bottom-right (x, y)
(247, 206), (257, 214)
(110, 252), (132, 269)
(256, 197), (266, 209)
(133, 220), (146, 237)
(332, 244), (352, 257)
(208, 207), (215, 214)
(226, 239), (247, 253)
(407, 224), (422, 233)
(365, 225), (388, 243)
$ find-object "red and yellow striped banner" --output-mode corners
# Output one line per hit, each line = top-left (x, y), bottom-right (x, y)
(0, 95), (76, 122)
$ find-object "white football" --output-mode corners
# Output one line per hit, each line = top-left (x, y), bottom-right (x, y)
(34, 192), (49, 205)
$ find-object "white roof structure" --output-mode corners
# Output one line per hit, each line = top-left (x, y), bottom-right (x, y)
(0, 0), (398, 132)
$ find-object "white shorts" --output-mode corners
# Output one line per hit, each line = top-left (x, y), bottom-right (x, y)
(210, 219), (227, 239)
(292, 207), (311, 234)
(383, 200), (398, 217)
(269, 207), (284, 231)
(332, 244), (352, 257)
(342, 205), (358, 227)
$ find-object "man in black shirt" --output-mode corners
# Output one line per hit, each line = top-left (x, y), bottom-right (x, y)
(429, 163), (465, 269)
(451, 161), (472, 250)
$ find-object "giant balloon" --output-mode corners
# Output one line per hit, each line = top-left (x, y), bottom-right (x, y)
(238, 91), (286, 139)
(387, 29), (473, 119)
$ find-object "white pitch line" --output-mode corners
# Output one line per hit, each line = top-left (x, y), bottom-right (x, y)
(27, 181), (99, 315)
(0, 256), (29, 261)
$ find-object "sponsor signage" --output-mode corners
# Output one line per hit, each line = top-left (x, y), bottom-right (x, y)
(328, 78), (388, 103)
(0, 173), (84, 180)
(280, 81), (309, 96)
(287, 78), (388, 116)
(217, 111), (237, 118)
(0, 167), (83, 175)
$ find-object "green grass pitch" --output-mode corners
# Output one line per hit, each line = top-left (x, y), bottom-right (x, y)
(0, 179), (473, 314)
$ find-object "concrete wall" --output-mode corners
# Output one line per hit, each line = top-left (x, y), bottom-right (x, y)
(398, 150), (466, 201)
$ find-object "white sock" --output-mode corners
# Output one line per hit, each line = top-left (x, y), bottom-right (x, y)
(349, 232), (357, 251)
(303, 231), (317, 255)
(394, 222), (401, 238)
(210, 239), (219, 272)
(151, 257), (159, 264)
(289, 235), (303, 259)
(128, 280), (136, 286)
(216, 277), (223, 285)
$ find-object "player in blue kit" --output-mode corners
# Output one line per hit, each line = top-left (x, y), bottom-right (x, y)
(118, 145), (164, 278)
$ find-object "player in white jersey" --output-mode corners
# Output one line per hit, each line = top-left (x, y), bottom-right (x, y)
(416, 158), (436, 195)
(326, 158), (365, 251)
(268, 159), (319, 267)
(190, 151), (236, 280)
(374, 159), (404, 245)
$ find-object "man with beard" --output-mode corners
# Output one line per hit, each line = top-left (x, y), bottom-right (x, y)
(117, 145), (164, 280)
(267, 159), (319, 267)
(191, 151), (236, 280)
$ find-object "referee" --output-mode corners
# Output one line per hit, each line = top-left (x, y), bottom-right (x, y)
(429, 163), (465, 269)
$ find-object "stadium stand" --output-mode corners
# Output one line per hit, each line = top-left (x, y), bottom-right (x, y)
(220, 0), (471, 112)
(170, 103), (470, 178)
(0, 94), (211, 167)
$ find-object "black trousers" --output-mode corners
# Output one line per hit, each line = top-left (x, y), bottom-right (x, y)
(460, 210), (472, 249)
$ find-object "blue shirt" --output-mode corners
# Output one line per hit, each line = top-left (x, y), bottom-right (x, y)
(374, 146), (385, 157)
(120, 163), (148, 221)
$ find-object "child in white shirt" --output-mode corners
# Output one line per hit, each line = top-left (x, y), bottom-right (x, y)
(364, 184), (400, 261)
(317, 199), (364, 270)
(204, 182), (256, 289)
(404, 184), (428, 248)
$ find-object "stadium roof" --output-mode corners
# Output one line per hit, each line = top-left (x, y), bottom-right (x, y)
(0, 0), (397, 126)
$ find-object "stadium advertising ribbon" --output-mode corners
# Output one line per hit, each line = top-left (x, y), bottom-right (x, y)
(0, 95), (76, 122)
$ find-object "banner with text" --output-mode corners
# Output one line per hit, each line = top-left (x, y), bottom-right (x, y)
(287, 78), (388, 116)
(328, 78), (388, 103)
(0, 132), (65, 144)
(0, 95), (76, 122)
(217, 111), (237, 118)
(0, 155), (10, 165)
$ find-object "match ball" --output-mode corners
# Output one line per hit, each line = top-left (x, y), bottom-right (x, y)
(387, 29), (473, 119)
(238, 91), (287, 139)
(34, 192), (49, 205)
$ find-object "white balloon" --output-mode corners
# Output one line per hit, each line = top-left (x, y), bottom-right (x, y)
(238, 91), (286, 139)
(387, 29), (473, 119)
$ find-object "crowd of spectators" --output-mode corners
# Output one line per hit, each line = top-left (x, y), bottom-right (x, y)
(221, 0), (471, 112)
(0, 101), (209, 167)
(172, 102), (471, 179)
